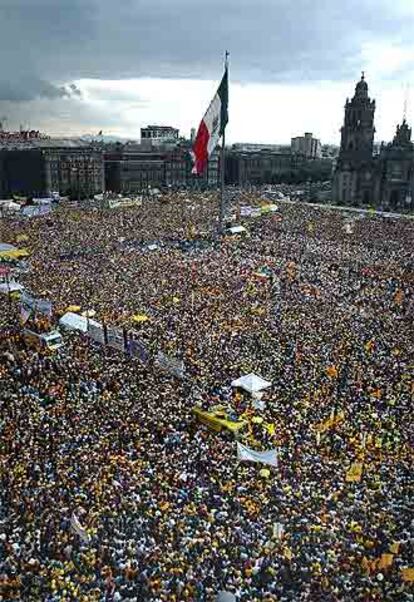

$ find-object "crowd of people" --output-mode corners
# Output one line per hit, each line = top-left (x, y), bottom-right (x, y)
(0, 192), (413, 601)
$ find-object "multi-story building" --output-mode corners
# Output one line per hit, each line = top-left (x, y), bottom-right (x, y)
(43, 140), (104, 198)
(291, 133), (321, 159)
(225, 146), (332, 186)
(226, 149), (294, 185)
(0, 133), (104, 199)
(0, 149), (46, 199)
(231, 143), (289, 153)
(140, 125), (179, 146)
(333, 74), (414, 210)
(104, 141), (219, 193)
(375, 121), (414, 208)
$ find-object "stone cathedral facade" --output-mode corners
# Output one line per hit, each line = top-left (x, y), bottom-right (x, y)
(333, 74), (414, 211)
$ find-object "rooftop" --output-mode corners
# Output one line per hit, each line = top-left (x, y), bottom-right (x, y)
(0, 137), (100, 150)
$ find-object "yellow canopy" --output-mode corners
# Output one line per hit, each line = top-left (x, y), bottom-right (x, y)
(0, 248), (30, 260)
(16, 234), (29, 242)
(66, 305), (81, 313)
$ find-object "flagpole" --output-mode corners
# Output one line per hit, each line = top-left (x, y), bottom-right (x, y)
(219, 51), (229, 234)
(219, 130), (226, 233)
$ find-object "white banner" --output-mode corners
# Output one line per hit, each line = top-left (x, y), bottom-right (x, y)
(70, 513), (90, 544)
(237, 442), (278, 467)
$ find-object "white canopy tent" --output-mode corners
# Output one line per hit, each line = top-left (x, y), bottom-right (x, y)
(227, 225), (247, 235)
(59, 312), (101, 333)
(0, 243), (17, 252)
(231, 373), (271, 394)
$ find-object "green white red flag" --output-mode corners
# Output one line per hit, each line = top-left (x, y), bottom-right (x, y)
(191, 67), (228, 175)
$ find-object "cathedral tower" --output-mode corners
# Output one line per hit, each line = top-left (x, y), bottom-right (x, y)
(339, 73), (375, 160)
(333, 73), (376, 205)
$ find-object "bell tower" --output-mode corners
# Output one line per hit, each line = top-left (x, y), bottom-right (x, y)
(339, 72), (376, 161)
(333, 73), (376, 206)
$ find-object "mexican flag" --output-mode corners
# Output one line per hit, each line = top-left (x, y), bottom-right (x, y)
(191, 67), (228, 175)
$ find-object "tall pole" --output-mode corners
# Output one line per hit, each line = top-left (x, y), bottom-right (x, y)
(219, 129), (226, 233)
(219, 51), (229, 234)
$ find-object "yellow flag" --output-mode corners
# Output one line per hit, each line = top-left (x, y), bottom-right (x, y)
(16, 233), (29, 242)
(390, 542), (400, 554)
(401, 568), (414, 582)
(378, 553), (394, 569)
(326, 365), (338, 378)
(364, 340), (374, 353)
(361, 556), (371, 573)
(394, 289), (404, 306)
(346, 462), (363, 482)
(132, 314), (149, 323)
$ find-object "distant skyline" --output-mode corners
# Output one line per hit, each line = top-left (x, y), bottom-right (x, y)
(1, 0), (413, 144)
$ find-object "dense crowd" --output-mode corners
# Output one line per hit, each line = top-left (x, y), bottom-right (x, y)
(0, 192), (413, 601)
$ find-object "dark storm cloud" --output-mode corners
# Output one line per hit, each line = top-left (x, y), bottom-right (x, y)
(0, 0), (412, 95)
(0, 78), (82, 102)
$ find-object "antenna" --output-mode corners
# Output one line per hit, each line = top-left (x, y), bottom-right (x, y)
(403, 84), (410, 122)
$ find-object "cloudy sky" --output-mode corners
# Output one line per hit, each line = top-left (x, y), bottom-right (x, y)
(1, 0), (413, 144)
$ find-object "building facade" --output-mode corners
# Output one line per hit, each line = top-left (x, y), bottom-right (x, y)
(104, 141), (219, 193)
(0, 134), (104, 199)
(333, 74), (414, 210)
(0, 149), (47, 199)
(43, 142), (104, 198)
(225, 146), (332, 186)
(375, 121), (414, 209)
(291, 133), (321, 159)
(140, 125), (179, 146)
